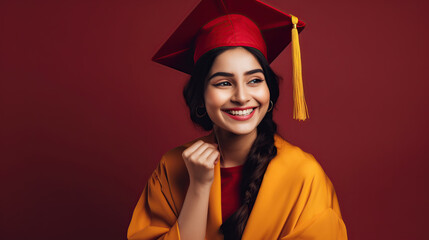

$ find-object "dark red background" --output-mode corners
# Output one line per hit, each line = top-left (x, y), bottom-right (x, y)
(1, 0), (428, 239)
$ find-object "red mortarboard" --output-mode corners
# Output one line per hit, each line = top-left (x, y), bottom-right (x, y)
(153, 0), (309, 120)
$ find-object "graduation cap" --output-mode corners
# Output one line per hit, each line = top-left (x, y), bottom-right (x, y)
(152, 0), (309, 120)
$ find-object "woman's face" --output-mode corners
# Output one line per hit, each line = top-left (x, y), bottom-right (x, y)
(204, 47), (270, 135)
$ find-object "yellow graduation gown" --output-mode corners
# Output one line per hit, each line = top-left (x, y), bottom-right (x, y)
(127, 133), (347, 240)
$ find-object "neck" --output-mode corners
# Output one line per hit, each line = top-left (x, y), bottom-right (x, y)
(214, 127), (257, 168)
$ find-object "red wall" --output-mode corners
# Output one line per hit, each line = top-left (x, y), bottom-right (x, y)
(1, 0), (428, 239)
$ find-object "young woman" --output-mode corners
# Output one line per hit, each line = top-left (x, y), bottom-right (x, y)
(128, 1), (347, 239)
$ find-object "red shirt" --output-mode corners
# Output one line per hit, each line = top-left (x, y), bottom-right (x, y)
(220, 164), (244, 223)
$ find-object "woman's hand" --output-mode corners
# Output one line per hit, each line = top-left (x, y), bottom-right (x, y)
(182, 140), (220, 188)
(178, 140), (219, 240)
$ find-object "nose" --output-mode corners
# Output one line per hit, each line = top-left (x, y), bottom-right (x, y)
(231, 83), (250, 105)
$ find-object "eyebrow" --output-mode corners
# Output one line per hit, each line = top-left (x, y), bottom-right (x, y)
(207, 69), (264, 81)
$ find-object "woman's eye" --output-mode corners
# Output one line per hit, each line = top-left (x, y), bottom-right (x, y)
(249, 78), (263, 84)
(214, 81), (231, 87)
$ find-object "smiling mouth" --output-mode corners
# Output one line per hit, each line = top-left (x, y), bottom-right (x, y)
(223, 108), (256, 116)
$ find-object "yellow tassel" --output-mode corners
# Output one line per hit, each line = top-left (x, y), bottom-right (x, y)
(291, 15), (309, 121)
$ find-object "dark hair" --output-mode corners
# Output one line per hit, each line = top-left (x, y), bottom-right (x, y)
(183, 46), (279, 239)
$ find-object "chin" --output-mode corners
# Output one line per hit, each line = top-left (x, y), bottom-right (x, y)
(218, 122), (259, 136)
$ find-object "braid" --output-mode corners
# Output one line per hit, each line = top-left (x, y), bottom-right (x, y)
(219, 115), (277, 239)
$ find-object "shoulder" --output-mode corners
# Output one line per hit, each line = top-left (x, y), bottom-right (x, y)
(272, 134), (327, 182)
(270, 135), (343, 226)
(271, 135), (339, 208)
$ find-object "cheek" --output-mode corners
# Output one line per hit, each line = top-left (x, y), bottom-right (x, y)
(204, 89), (229, 109)
(255, 85), (271, 106)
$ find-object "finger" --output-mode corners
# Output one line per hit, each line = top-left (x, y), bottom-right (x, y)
(191, 143), (215, 160)
(182, 140), (204, 158)
(198, 147), (215, 163)
(204, 142), (218, 150)
(206, 151), (220, 168)
(214, 155), (220, 165)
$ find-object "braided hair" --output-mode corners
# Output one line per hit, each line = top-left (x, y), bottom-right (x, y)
(183, 46), (279, 239)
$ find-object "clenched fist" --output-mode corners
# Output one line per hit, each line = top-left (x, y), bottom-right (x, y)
(182, 140), (220, 187)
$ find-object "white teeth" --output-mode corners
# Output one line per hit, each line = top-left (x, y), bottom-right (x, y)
(227, 108), (254, 116)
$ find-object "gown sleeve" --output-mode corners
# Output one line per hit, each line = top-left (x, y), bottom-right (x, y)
(279, 152), (348, 240)
(127, 156), (182, 240)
